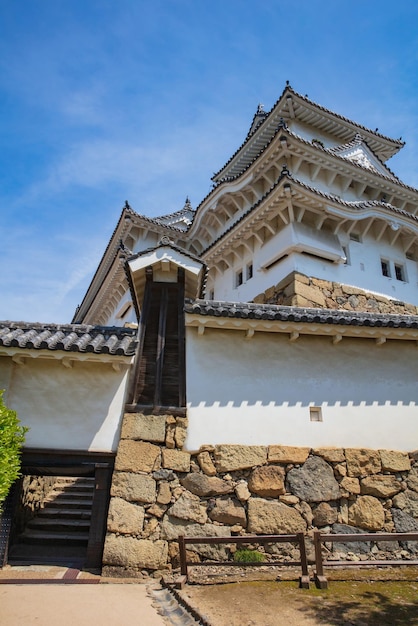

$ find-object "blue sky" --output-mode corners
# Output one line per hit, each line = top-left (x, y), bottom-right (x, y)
(1, 0), (418, 323)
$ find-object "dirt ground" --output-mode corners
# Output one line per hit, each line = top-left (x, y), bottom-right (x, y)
(178, 567), (418, 626)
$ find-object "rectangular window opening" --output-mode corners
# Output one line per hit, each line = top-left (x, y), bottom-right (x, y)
(246, 263), (253, 280)
(235, 270), (243, 288)
(381, 259), (391, 278)
(394, 263), (406, 282)
(310, 407), (323, 422)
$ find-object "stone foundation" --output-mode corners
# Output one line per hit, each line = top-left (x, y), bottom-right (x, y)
(253, 271), (418, 314)
(102, 413), (418, 577)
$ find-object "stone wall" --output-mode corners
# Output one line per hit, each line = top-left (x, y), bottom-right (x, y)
(253, 271), (418, 314)
(102, 412), (418, 577)
(12, 475), (56, 536)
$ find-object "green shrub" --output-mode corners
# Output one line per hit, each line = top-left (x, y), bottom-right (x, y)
(233, 548), (264, 563)
(0, 391), (27, 510)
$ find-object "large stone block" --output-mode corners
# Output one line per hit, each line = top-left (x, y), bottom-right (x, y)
(161, 517), (231, 541)
(181, 473), (234, 497)
(345, 449), (381, 477)
(268, 446), (310, 464)
(348, 495), (385, 531)
(167, 491), (207, 524)
(312, 502), (338, 527)
(103, 535), (168, 570)
(111, 472), (156, 504)
(360, 475), (402, 498)
(293, 281), (326, 307)
(121, 413), (166, 443)
(286, 456), (340, 502)
(115, 440), (161, 473)
(379, 450), (411, 473)
(208, 498), (247, 526)
(248, 465), (285, 497)
(313, 448), (345, 463)
(247, 498), (306, 534)
(162, 449), (191, 472)
(214, 445), (267, 472)
(107, 498), (145, 535)
(407, 467), (418, 493)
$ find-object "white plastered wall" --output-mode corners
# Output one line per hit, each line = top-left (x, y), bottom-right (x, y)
(185, 327), (418, 451)
(0, 355), (131, 452)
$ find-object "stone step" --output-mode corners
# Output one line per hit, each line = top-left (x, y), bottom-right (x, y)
(45, 490), (94, 501)
(27, 517), (91, 532)
(37, 507), (91, 520)
(19, 529), (89, 546)
(52, 483), (94, 493)
(42, 497), (93, 509)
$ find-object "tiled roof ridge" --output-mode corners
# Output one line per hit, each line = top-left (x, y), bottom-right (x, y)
(185, 298), (418, 327)
(200, 170), (418, 256)
(213, 125), (414, 193)
(285, 86), (404, 147)
(211, 84), (404, 181)
(0, 321), (137, 355)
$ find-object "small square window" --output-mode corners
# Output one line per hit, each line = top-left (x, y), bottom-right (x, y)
(350, 233), (361, 243)
(235, 270), (243, 288)
(381, 259), (391, 277)
(246, 263), (253, 280)
(394, 263), (406, 282)
(310, 407), (322, 422)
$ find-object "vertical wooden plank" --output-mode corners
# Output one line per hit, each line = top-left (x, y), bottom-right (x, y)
(178, 535), (188, 578)
(127, 266), (153, 405)
(154, 285), (168, 408)
(177, 268), (186, 408)
(85, 464), (113, 570)
(297, 532), (310, 589)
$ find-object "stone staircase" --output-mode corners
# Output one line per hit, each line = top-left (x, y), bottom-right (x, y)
(8, 477), (95, 565)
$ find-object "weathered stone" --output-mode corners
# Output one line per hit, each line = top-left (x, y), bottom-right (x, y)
(392, 492), (408, 509)
(280, 494), (299, 505)
(340, 477), (361, 494)
(391, 509), (418, 552)
(407, 467), (418, 493)
(214, 445), (267, 472)
(345, 449), (381, 477)
(360, 475), (402, 498)
(142, 518), (159, 538)
(334, 463), (347, 478)
(293, 281), (326, 307)
(331, 523), (371, 554)
(165, 423), (176, 449)
(297, 501), (313, 526)
(248, 465), (285, 497)
(208, 498), (247, 526)
(152, 469), (176, 481)
(380, 450), (411, 473)
(268, 446), (310, 465)
(181, 473), (234, 497)
(167, 491), (207, 524)
(103, 535), (168, 570)
(161, 518), (231, 560)
(115, 440), (161, 473)
(162, 449), (191, 472)
(348, 495), (385, 531)
(146, 503), (167, 519)
(286, 456), (340, 502)
(197, 451), (217, 476)
(400, 490), (418, 518)
(161, 517), (231, 541)
(157, 482), (172, 505)
(174, 418), (188, 449)
(235, 481), (251, 501)
(313, 448), (345, 463)
(111, 472), (156, 504)
(247, 498), (306, 534)
(107, 498), (145, 535)
(313, 502), (338, 527)
(121, 413), (166, 443)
